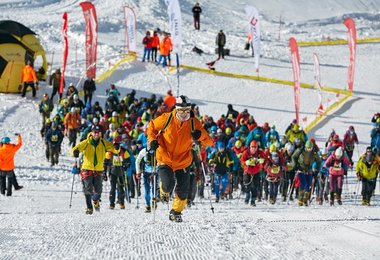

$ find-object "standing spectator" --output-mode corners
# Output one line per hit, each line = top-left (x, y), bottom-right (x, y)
(216, 30), (226, 60)
(192, 2), (202, 30)
(0, 134), (22, 196)
(142, 31), (153, 62)
(66, 83), (78, 103)
(83, 77), (96, 104)
(156, 32), (172, 68)
(151, 31), (160, 63)
(49, 68), (64, 102)
(20, 60), (38, 98)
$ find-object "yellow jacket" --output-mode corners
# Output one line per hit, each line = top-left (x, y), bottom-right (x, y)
(356, 155), (380, 180)
(71, 134), (115, 171)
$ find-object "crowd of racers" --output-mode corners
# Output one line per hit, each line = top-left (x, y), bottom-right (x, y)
(37, 83), (380, 211)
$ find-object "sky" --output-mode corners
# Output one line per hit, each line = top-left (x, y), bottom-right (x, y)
(0, 0), (380, 259)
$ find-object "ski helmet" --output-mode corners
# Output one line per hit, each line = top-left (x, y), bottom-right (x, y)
(217, 141), (225, 149)
(1, 136), (10, 144)
(112, 111), (118, 117)
(175, 95), (191, 108)
(285, 143), (295, 154)
(250, 140), (258, 148)
(334, 147), (343, 159)
(305, 140), (313, 150)
(271, 152), (279, 163)
(235, 140), (242, 148)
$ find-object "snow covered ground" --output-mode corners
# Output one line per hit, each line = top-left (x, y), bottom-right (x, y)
(1, 0), (380, 259)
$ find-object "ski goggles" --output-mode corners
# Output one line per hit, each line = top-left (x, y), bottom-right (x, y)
(177, 108), (191, 114)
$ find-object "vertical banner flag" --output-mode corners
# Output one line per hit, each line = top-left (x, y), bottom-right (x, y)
(80, 1), (98, 79)
(289, 37), (300, 123)
(313, 53), (324, 115)
(124, 6), (136, 54)
(245, 5), (261, 72)
(343, 18), (356, 92)
(166, 0), (182, 96)
(60, 12), (68, 95)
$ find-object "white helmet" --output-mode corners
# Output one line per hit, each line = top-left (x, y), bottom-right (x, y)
(73, 94), (79, 101)
(175, 95), (191, 108)
(335, 147), (343, 159)
(112, 111), (118, 117)
(70, 107), (76, 113)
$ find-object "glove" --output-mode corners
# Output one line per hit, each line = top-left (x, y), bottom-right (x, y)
(14, 133), (20, 136)
(73, 149), (80, 158)
(103, 173), (108, 182)
(136, 173), (142, 180)
(150, 140), (159, 151)
(191, 130), (201, 140)
(258, 158), (265, 164)
(114, 143), (120, 150)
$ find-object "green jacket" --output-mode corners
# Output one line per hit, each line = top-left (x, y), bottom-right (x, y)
(71, 134), (115, 171)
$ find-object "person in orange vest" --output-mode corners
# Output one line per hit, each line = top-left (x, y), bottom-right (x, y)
(147, 95), (213, 222)
(151, 31), (160, 63)
(21, 60), (38, 98)
(0, 134), (22, 196)
(163, 90), (176, 111)
(156, 32), (173, 68)
(64, 107), (81, 147)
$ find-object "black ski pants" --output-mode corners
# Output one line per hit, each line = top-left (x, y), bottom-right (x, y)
(0, 170), (15, 196)
(158, 164), (190, 200)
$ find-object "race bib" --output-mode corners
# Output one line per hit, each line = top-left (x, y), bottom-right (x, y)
(272, 166), (280, 174)
(51, 134), (58, 142)
(113, 155), (123, 166)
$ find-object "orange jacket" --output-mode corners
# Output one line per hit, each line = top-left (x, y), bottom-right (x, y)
(64, 112), (81, 129)
(152, 35), (160, 48)
(159, 37), (173, 55)
(21, 65), (37, 83)
(163, 95), (176, 110)
(147, 110), (213, 171)
(0, 135), (22, 171)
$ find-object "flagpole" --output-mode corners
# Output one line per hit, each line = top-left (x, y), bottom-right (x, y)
(176, 53), (180, 97)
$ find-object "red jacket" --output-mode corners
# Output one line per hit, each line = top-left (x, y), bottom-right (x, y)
(142, 36), (153, 48)
(0, 135), (22, 171)
(240, 148), (265, 175)
(151, 35), (160, 48)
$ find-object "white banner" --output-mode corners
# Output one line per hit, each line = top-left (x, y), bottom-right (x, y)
(124, 6), (137, 54)
(313, 53), (324, 115)
(245, 5), (261, 71)
(167, 0), (182, 54)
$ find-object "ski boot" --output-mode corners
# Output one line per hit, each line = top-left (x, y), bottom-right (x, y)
(215, 196), (220, 203)
(169, 210), (183, 223)
(93, 200), (100, 211)
(109, 203), (115, 210)
(298, 191), (304, 206)
(337, 189), (342, 205)
(250, 201), (256, 207)
(119, 203), (125, 209)
(330, 192), (334, 206)
(303, 192), (309, 207)
(86, 208), (93, 215)
(145, 205), (151, 213)
(152, 198), (158, 209)
(160, 189), (170, 204)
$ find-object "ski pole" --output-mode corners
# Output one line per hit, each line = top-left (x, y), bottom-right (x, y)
(196, 144), (214, 214)
(124, 171), (130, 203)
(132, 174), (139, 209)
(152, 153), (157, 222)
(69, 158), (79, 208)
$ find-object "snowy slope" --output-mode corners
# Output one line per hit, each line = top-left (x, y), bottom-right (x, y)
(1, 0), (380, 259)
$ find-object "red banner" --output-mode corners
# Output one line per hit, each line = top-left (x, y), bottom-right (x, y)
(60, 12), (68, 95)
(343, 18), (356, 92)
(289, 37), (300, 123)
(80, 2), (98, 79)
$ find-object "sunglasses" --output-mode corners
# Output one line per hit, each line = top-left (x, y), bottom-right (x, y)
(250, 146), (258, 148)
(177, 109), (191, 114)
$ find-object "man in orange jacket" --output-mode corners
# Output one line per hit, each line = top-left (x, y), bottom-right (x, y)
(156, 32), (173, 68)
(147, 95), (213, 222)
(0, 134), (22, 196)
(21, 60), (38, 98)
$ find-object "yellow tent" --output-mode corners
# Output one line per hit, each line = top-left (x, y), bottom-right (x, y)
(0, 20), (47, 93)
